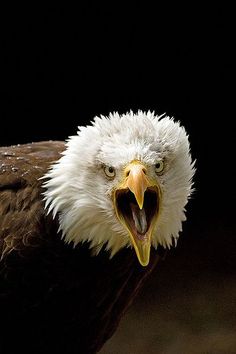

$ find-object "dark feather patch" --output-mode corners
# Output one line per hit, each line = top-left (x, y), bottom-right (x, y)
(0, 141), (64, 258)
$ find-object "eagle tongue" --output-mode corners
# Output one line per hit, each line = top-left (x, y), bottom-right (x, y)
(130, 202), (147, 236)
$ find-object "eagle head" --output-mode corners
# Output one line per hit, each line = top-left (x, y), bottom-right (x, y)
(43, 111), (195, 266)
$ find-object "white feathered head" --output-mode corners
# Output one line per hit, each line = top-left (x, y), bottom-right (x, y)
(43, 111), (195, 266)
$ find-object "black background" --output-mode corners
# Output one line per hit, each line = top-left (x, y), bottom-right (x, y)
(0, 4), (235, 353)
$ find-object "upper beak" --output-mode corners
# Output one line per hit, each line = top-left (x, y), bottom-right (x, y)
(113, 161), (161, 267)
(126, 163), (149, 210)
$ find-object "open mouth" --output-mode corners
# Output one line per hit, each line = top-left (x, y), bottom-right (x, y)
(112, 160), (161, 266)
(115, 187), (159, 242)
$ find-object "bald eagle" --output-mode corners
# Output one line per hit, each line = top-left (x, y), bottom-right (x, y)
(0, 111), (194, 354)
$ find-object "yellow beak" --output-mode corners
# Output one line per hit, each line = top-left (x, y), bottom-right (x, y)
(114, 161), (160, 267)
(126, 163), (149, 210)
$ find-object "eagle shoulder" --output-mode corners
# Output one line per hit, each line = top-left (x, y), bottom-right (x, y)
(0, 141), (65, 259)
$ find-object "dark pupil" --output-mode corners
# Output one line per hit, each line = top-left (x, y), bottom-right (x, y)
(156, 163), (160, 169)
(109, 167), (113, 173)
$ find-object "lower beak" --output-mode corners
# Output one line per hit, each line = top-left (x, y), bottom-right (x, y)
(113, 161), (160, 266)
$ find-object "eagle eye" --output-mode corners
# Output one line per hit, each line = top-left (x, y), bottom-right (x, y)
(103, 165), (116, 179)
(155, 160), (164, 174)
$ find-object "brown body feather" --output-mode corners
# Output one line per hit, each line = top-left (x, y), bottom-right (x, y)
(0, 141), (164, 354)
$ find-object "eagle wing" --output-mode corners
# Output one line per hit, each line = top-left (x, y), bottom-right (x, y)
(0, 141), (65, 259)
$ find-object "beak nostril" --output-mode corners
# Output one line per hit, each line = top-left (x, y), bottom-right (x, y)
(126, 166), (147, 177)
